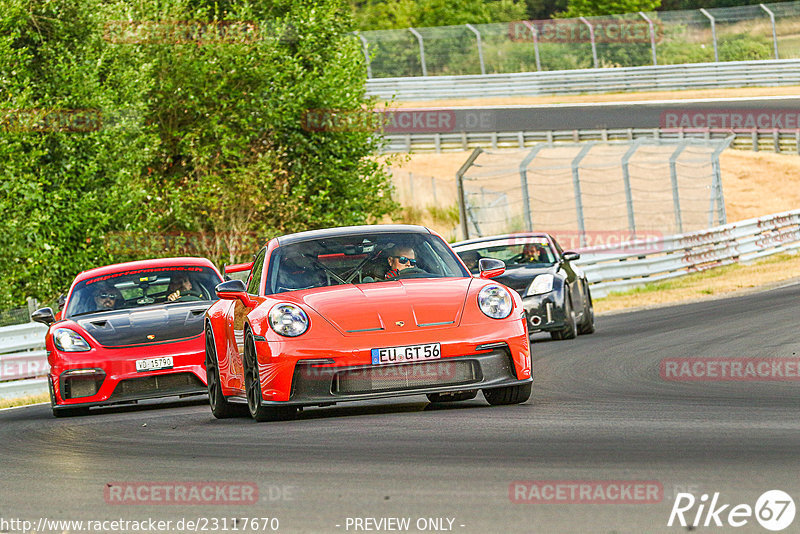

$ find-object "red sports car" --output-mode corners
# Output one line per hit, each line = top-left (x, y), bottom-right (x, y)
(31, 257), (223, 417)
(205, 225), (532, 422)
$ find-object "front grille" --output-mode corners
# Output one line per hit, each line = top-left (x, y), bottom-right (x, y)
(333, 360), (479, 395)
(63, 374), (104, 399)
(110, 373), (205, 400)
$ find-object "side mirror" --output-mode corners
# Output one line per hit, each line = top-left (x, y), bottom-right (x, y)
(562, 251), (580, 262)
(478, 258), (505, 279)
(215, 280), (256, 307)
(31, 307), (56, 326)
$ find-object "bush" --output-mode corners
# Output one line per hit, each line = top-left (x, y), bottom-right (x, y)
(0, 0), (396, 307)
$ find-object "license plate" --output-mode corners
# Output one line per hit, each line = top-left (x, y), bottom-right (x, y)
(135, 356), (174, 372)
(371, 343), (441, 365)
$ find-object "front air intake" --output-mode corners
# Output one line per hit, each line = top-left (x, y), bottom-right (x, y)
(333, 360), (479, 395)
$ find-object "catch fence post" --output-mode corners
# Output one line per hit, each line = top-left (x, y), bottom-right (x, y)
(408, 27), (427, 76)
(700, 9), (719, 62)
(465, 24), (486, 75)
(579, 17), (599, 68)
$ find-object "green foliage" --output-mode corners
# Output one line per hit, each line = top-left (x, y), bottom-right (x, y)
(719, 32), (772, 61)
(351, 0), (527, 31)
(0, 0), (396, 307)
(558, 0), (661, 18)
(427, 204), (460, 228)
(0, 0), (155, 308)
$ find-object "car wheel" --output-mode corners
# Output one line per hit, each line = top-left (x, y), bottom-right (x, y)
(52, 406), (89, 418)
(243, 330), (297, 423)
(578, 287), (596, 335)
(426, 390), (478, 403)
(551, 297), (577, 340)
(205, 326), (247, 419)
(483, 382), (532, 405)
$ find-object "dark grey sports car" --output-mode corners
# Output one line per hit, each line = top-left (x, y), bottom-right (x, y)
(453, 233), (595, 340)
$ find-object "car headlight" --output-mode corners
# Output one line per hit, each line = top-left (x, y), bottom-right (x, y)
(268, 303), (309, 337)
(477, 284), (513, 319)
(527, 274), (554, 296)
(53, 328), (91, 352)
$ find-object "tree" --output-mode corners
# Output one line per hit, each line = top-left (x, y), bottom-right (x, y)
(132, 0), (396, 264)
(0, 0), (396, 307)
(0, 0), (154, 307)
(351, 0), (527, 30)
(558, 0), (661, 18)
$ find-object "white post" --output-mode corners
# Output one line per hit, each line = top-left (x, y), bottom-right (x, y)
(354, 31), (372, 79)
(639, 12), (658, 66)
(700, 9), (719, 62)
(760, 4), (780, 60)
(522, 21), (542, 72)
(465, 24), (486, 75)
(579, 17), (599, 68)
(408, 27), (427, 76)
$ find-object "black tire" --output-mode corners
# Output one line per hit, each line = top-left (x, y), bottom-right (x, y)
(551, 297), (578, 340)
(483, 382), (532, 405)
(426, 390), (478, 403)
(578, 286), (596, 335)
(52, 406), (89, 418)
(205, 326), (248, 419)
(244, 330), (297, 423)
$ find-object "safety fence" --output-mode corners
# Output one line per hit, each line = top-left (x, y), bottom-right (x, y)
(0, 322), (48, 400)
(366, 59), (800, 100)
(576, 209), (800, 298)
(456, 139), (732, 243)
(357, 2), (800, 78)
(382, 127), (800, 154)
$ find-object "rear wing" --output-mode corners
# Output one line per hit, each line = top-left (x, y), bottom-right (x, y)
(222, 261), (253, 282)
(224, 262), (253, 274)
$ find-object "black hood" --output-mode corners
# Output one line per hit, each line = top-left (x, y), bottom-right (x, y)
(494, 264), (559, 296)
(75, 302), (212, 347)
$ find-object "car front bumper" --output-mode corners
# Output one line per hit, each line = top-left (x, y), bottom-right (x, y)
(522, 293), (567, 333)
(246, 316), (532, 405)
(275, 348), (528, 406)
(49, 336), (207, 408)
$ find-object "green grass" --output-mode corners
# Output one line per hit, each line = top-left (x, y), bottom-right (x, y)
(596, 252), (798, 301)
(0, 392), (49, 410)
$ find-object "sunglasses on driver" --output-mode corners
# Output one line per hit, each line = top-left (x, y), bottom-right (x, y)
(390, 255), (417, 266)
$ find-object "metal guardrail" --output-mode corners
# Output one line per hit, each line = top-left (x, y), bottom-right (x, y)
(382, 127), (800, 153)
(0, 378), (48, 401)
(576, 209), (800, 298)
(366, 59), (800, 101)
(0, 322), (49, 400)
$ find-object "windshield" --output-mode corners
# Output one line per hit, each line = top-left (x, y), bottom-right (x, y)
(456, 238), (557, 273)
(266, 232), (469, 294)
(65, 266), (222, 318)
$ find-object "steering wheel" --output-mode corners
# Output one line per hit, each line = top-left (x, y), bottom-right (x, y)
(396, 266), (429, 279)
(168, 288), (204, 302)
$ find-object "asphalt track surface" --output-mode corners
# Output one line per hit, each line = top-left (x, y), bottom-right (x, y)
(392, 96), (800, 133)
(1, 281), (799, 533)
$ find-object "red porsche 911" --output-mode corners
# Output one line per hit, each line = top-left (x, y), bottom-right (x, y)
(31, 257), (223, 417)
(204, 225), (533, 422)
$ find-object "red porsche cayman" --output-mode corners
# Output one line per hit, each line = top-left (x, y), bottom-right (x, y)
(205, 225), (532, 422)
(31, 257), (223, 417)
